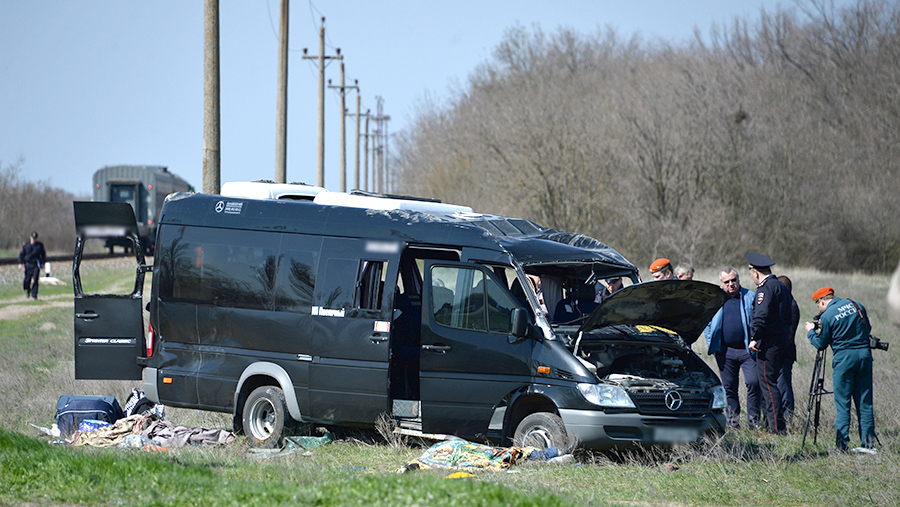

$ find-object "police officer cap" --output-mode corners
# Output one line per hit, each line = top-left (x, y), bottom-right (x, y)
(746, 252), (775, 268)
(30, 231), (38, 239)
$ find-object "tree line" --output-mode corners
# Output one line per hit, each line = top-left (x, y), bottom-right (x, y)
(0, 159), (80, 254)
(393, 0), (900, 274)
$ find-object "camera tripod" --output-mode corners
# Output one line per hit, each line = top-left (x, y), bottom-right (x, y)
(801, 347), (831, 449)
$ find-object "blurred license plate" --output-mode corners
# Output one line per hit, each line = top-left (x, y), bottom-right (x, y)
(654, 427), (699, 443)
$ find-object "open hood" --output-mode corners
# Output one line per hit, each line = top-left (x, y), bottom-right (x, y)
(578, 280), (730, 345)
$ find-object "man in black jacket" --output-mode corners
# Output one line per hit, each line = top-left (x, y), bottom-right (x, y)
(18, 231), (46, 299)
(746, 252), (791, 435)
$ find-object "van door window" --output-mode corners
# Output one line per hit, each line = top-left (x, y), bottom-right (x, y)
(357, 260), (386, 310)
(430, 266), (516, 334)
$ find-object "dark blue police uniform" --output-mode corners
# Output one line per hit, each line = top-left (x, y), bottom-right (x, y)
(747, 253), (791, 434)
(18, 236), (46, 299)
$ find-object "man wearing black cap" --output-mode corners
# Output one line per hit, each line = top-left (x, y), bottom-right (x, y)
(746, 252), (791, 435)
(18, 231), (47, 299)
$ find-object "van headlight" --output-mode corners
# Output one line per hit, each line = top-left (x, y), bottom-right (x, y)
(577, 383), (635, 408)
(711, 385), (727, 410)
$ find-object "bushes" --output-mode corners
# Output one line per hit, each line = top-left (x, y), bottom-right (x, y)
(0, 159), (82, 254)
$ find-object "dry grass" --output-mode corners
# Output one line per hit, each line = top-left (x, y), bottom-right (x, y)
(2, 262), (899, 506)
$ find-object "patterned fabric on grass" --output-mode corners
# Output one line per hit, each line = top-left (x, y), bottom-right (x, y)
(399, 440), (539, 473)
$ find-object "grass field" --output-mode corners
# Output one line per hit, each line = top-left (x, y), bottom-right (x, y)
(1, 260), (898, 506)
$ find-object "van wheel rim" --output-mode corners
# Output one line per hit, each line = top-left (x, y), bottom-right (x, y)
(523, 427), (553, 448)
(248, 398), (276, 440)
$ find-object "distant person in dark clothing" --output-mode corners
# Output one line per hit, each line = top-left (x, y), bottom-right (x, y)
(18, 231), (47, 299)
(776, 275), (800, 421)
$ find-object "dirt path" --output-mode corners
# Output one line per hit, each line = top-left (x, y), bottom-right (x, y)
(0, 259), (135, 322)
(0, 298), (72, 321)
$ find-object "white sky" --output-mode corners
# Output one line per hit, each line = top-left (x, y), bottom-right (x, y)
(0, 0), (849, 196)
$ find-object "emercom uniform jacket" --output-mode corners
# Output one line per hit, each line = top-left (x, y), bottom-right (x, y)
(808, 296), (872, 353)
(750, 274), (791, 350)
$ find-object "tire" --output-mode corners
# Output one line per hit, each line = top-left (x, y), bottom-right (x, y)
(242, 386), (287, 448)
(513, 412), (569, 450)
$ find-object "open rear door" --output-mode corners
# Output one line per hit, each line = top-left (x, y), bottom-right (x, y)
(73, 202), (148, 380)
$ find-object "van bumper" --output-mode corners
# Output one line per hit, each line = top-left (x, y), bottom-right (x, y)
(142, 367), (159, 404)
(559, 408), (726, 450)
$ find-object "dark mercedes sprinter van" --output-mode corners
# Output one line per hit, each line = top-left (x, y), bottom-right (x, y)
(73, 186), (728, 449)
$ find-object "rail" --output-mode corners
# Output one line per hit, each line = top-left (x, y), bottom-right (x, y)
(0, 252), (131, 266)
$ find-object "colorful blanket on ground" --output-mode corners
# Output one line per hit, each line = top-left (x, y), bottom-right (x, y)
(70, 414), (154, 447)
(399, 440), (539, 473)
(69, 413), (235, 448)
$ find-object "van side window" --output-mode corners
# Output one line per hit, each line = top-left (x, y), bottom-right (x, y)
(275, 244), (319, 312)
(357, 260), (386, 310)
(161, 226), (278, 311)
(430, 266), (516, 334)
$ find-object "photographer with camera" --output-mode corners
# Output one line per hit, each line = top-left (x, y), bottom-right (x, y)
(804, 287), (879, 453)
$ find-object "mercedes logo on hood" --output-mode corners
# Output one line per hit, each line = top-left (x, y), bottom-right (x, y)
(665, 390), (683, 411)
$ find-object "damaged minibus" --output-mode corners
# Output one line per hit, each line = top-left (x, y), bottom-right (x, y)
(73, 185), (728, 450)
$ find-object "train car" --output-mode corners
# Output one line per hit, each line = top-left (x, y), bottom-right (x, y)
(92, 165), (192, 254)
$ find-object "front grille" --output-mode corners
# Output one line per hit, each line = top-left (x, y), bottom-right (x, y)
(630, 390), (710, 416)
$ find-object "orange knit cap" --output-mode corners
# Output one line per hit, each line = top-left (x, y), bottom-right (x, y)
(649, 258), (671, 274)
(812, 286), (834, 300)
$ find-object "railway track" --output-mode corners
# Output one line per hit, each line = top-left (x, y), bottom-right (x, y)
(0, 251), (133, 267)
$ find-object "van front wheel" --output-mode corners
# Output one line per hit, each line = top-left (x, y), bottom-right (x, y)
(243, 386), (287, 448)
(513, 412), (568, 450)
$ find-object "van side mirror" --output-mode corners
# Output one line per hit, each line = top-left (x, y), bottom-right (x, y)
(509, 308), (530, 343)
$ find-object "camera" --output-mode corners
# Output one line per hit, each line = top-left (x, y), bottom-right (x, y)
(812, 314), (821, 332)
(869, 336), (889, 351)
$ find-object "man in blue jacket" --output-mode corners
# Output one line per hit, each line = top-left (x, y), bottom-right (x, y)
(704, 266), (760, 429)
(805, 287), (877, 452)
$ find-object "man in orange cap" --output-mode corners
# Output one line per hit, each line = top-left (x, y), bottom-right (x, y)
(649, 258), (674, 281)
(805, 287), (878, 453)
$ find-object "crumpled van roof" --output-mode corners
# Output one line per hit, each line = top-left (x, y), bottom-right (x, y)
(162, 191), (637, 276)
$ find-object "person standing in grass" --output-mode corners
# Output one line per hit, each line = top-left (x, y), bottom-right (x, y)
(704, 266), (761, 429)
(17, 231), (46, 299)
(746, 252), (790, 436)
(805, 286), (878, 453)
(776, 275), (799, 423)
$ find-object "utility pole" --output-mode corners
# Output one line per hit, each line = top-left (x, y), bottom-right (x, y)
(274, 0), (289, 183)
(202, 0), (221, 194)
(362, 111), (370, 192)
(354, 92), (361, 190)
(303, 18), (341, 188)
(372, 96), (390, 194)
(328, 66), (357, 192)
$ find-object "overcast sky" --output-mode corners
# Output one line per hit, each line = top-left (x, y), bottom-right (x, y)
(1, 0), (848, 196)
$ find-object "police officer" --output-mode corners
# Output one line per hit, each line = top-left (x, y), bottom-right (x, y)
(746, 252), (790, 435)
(17, 231), (46, 299)
(804, 287), (877, 453)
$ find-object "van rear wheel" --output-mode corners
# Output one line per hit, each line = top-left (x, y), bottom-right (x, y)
(243, 386), (287, 448)
(514, 412), (569, 450)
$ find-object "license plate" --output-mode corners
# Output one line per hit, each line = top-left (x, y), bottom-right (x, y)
(653, 427), (699, 443)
